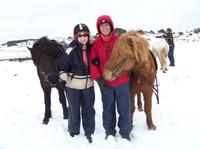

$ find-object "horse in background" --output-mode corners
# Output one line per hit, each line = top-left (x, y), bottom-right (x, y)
(28, 37), (68, 124)
(149, 38), (169, 73)
(103, 31), (158, 130)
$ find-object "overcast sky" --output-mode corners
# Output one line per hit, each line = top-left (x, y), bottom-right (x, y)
(0, 0), (199, 43)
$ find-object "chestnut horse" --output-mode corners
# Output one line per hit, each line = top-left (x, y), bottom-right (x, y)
(103, 31), (158, 130)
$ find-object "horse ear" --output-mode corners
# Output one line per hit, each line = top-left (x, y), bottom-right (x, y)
(127, 37), (133, 48)
(27, 47), (32, 51)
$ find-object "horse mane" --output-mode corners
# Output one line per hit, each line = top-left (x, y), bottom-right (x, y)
(115, 30), (150, 64)
(30, 36), (65, 65)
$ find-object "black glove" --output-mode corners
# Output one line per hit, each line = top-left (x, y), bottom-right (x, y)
(96, 77), (110, 89)
(91, 57), (100, 66)
(60, 80), (66, 88)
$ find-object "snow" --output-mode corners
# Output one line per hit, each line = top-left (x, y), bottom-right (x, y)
(0, 40), (200, 149)
(0, 47), (30, 60)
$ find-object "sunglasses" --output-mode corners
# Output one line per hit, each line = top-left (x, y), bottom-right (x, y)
(77, 33), (89, 38)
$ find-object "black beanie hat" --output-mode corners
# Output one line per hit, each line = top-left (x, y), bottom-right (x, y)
(73, 23), (90, 36)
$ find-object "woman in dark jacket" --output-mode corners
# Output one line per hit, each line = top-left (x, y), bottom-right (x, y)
(58, 23), (95, 143)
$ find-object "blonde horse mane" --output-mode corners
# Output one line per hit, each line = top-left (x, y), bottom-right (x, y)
(114, 30), (150, 64)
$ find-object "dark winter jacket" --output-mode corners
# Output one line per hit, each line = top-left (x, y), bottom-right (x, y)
(57, 40), (93, 89)
(163, 32), (175, 48)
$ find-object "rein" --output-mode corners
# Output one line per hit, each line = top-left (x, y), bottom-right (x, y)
(148, 75), (159, 104)
(137, 72), (160, 104)
(104, 58), (126, 79)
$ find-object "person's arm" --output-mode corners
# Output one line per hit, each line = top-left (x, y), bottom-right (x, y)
(57, 53), (71, 88)
(90, 42), (101, 80)
(57, 53), (70, 72)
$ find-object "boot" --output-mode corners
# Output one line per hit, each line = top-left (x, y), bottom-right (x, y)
(122, 135), (131, 141)
(86, 135), (92, 143)
(69, 132), (79, 137)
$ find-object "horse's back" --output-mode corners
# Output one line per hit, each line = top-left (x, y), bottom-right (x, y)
(150, 38), (169, 56)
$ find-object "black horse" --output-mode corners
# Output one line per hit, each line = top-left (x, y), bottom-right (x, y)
(28, 37), (68, 124)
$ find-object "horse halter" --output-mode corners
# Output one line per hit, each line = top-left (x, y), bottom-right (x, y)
(104, 58), (126, 80)
(38, 67), (59, 87)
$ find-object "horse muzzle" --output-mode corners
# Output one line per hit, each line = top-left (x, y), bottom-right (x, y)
(103, 70), (116, 81)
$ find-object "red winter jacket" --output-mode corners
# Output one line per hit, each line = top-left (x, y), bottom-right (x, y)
(90, 15), (130, 87)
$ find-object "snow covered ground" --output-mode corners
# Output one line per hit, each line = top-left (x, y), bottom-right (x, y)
(0, 41), (200, 149)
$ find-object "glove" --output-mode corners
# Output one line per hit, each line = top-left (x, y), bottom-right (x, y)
(96, 77), (110, 89)
(60, 80), (66, 88)
(59, 71), (68, 81)
(91, 57), (100, 66)
(59, 71), (68, 88)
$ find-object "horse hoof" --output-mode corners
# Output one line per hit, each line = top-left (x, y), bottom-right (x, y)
(138, 107), (143, 111)
(42, 120), (49, 125)
(148, 124), (156, 130)
(63, 115), (68, 119)
(43, 117), (50, 124)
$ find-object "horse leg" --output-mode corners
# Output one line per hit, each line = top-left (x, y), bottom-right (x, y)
(159, 52), (168, 73)
(42, 87), (52, 124)
(130, 85), (138, 127)
(143, 89), (156, 130)
(137, 91), (143, 111)
(157, 53), (165, 73)
(56, 85), (68, 119)
(163, 55), (168, 72)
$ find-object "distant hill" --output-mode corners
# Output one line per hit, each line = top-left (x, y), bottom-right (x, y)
(1, 27), (200, 48)
(1, 39), (37, 47)
(115, 28), (127, 35)
(0, 27), (199, 62)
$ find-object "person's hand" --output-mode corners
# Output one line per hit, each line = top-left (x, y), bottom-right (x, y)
(96, 77), (110, 88)
(91, 57), (100, 66)
(59, 71), (68, 81)
(60, 80), (66, 88)
(59, 71), (68, 88)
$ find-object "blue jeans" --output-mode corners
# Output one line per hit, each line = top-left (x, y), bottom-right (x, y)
(168, 46), (175, 66)
(99, 83), (132, 137)
(66, 86), (95, 136)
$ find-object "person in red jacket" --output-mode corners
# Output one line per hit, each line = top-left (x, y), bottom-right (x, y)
(90, 15), (132, 141)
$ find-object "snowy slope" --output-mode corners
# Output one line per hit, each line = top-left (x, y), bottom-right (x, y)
(0, 41), (200, 149)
